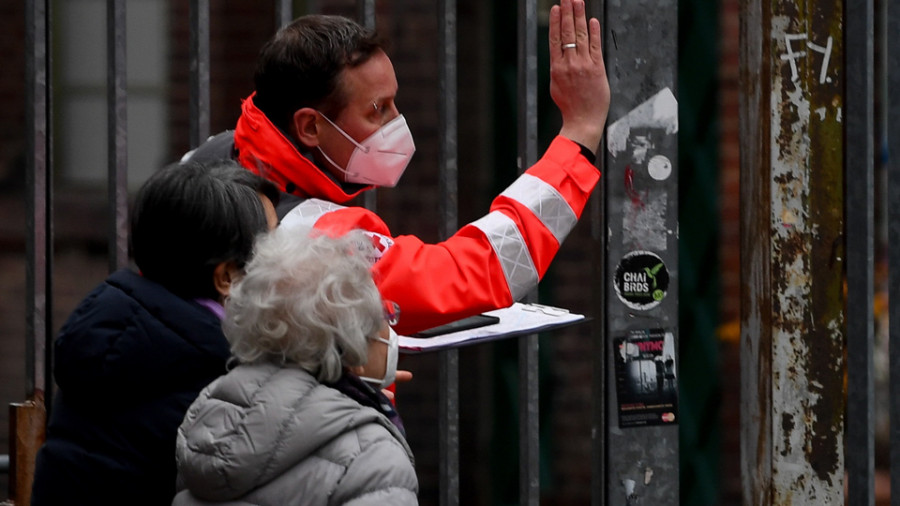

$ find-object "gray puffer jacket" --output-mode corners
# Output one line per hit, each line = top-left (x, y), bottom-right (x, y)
(172, 363), (418, 506)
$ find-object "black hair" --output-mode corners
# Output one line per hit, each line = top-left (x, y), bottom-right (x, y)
(253, 14), (387, 133)
(130, 159), (280, 300)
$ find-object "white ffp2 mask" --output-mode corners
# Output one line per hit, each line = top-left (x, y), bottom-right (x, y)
(317, 114), (415, 187)
(359, 327), (399, 390)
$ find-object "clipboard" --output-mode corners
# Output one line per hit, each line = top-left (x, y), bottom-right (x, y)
(399, 302), (587, 354)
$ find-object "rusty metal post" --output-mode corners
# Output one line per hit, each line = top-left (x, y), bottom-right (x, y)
(8, 398), (45, 505)
(603, 0), (680, 503)
(740, 0), (845, 503)
(19, 0), (52, 500)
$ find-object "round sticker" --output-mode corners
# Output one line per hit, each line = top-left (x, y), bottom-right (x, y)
(647, 155), (672, 181)
(614, 250), (669, 310)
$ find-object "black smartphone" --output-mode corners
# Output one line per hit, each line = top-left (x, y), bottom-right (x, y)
(411, 314), (501, 338)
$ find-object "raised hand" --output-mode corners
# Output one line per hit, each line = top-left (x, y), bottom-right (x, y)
(548, 0), (610, 154)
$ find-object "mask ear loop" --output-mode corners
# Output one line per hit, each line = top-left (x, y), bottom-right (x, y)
(317, 112), (370, 153)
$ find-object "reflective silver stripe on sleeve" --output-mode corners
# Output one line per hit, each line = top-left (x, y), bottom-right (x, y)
(500, 173), (577, 245)
(279, 198), (346, 231)
(471, 211), (539, 301)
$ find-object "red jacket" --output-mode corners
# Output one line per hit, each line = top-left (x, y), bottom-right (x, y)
(234, 93), (601, 335)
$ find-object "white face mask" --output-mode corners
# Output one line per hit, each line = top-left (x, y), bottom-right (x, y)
(316, 113), (416, 187)
(359, 327), (399, 389)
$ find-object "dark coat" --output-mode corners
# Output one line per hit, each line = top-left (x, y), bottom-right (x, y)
(31, 269), (231, 506)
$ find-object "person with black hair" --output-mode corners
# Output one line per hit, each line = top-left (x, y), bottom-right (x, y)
(30, 160), (279, 506)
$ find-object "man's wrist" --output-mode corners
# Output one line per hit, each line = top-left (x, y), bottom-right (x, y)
(575, 142), (597, 165)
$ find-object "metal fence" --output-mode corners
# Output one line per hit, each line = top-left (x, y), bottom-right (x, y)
(15, 1), (616, 505)
(15, 0), (899, 504)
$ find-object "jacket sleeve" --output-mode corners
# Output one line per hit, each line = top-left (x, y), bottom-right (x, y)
(281, 136), (600, 335)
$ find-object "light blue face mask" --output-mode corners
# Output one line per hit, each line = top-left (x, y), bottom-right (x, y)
(317, 113), (416, 187)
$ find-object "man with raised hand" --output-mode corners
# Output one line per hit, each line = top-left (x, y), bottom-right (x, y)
(185, 0), (609, 336)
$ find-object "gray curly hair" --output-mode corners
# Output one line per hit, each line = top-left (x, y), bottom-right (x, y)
(223, 226), (382, 382)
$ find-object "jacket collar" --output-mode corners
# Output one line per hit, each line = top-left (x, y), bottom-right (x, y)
(233, 92), (373, 205)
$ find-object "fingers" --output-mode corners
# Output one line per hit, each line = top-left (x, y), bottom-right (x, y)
(549, 5), (561, 58)
(572, 0), (589, 55)
(589, 17), (603, 63)
(394, 370), (413, 383)
(559, 0), (576, 49)
(384, 370), (413, 400)
(551, 0), (597, 58)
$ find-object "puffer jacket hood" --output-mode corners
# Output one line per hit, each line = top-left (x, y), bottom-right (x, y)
(175, 363), (417, 505)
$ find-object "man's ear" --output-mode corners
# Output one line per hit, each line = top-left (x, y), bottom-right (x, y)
(291, 107), (321, 148)
(212, 261), (240, 301)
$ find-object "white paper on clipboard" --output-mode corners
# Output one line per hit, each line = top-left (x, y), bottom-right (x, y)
(399, 302), (586, 354)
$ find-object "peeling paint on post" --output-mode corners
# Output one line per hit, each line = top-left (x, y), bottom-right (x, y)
(741, 0), (845, 503)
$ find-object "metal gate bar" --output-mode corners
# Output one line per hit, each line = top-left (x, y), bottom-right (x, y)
(888, 0), (900, 501)
(276, 0), (292, 29)
(189, 0), (210, 150)
(845, 0), (875, 502)
(437, 0), (461, 504)
(603, 0), (680, 502)
(589, 1), (607, 503)
(107, 0), (128, 272)
(516, 1), (540, 504)
(16, 0), (53, 503)
(24, 0), (52, 409)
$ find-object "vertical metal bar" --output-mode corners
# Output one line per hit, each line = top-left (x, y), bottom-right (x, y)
(437, 1), (459, 505)
(276, 0), (292, 29)
(845, 0), (875, 502)
(741, 0), (845, 502)
(189, 0), (210, 149)
(739, 2), (774, 503)
(357, 0), (377, 213)
(517, 1), (539, 505)
(887, 0), (900, 502)
(357, 0), (375, 30)
(25, 0), (52, 407)
(589, 5), (607, 505)
(107, 0), (128, 272)
(603, 0), (679, 502)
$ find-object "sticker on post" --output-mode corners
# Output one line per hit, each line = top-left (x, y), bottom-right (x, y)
(613, 250), (669, 310)
(613, 328), (678, 428)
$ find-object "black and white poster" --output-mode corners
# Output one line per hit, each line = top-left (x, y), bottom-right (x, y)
(613, 328), (678, 428)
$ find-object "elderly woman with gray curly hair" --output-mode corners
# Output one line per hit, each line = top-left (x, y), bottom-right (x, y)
(172, 227), (418, 506)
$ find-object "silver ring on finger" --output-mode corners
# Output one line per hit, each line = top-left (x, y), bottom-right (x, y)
(562, 43), (577, 49)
